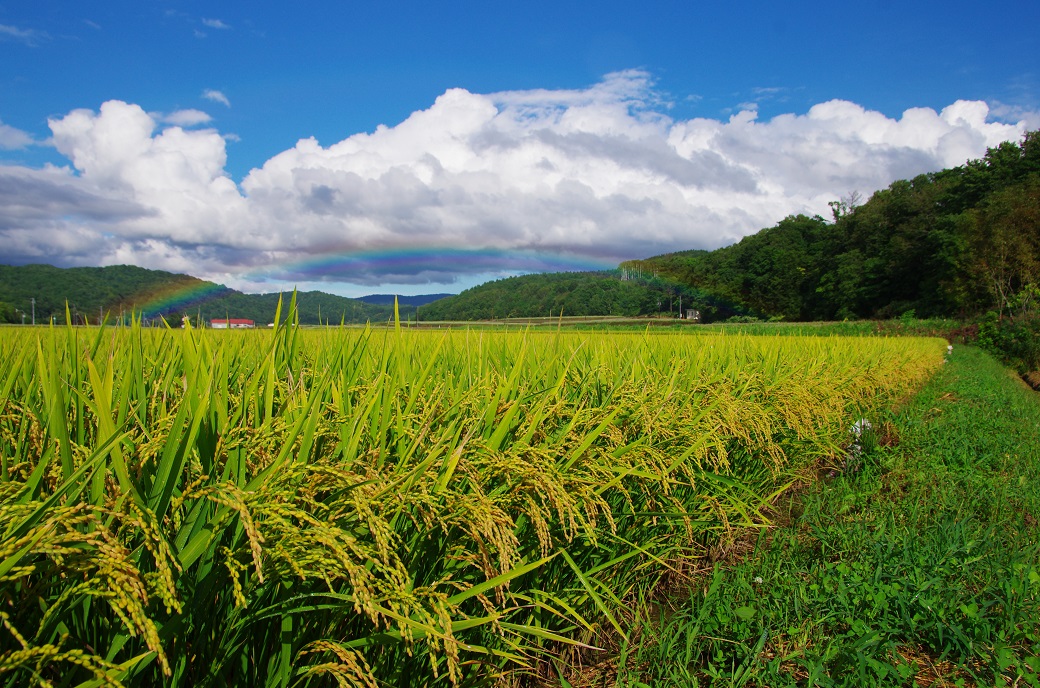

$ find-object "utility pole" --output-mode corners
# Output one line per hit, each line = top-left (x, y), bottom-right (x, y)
(31, 298), (35, 325)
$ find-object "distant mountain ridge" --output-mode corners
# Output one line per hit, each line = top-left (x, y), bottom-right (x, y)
(417, 270), (732, 321)
(0, 264), (409, 325)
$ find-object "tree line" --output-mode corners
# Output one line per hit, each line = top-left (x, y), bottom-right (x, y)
(416, 270), (733, 321)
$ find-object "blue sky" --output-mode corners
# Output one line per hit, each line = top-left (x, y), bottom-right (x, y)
(1, 0), (1038, 296)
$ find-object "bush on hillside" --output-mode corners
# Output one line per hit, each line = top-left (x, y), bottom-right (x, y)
(976, 311), (1040, 375)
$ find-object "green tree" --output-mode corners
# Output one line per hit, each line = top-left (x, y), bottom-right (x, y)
(968, 179), (1040, 319)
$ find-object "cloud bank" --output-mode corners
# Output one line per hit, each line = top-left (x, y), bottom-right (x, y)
(0, 71), (1035, 294)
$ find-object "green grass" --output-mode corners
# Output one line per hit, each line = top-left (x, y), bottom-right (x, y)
(612, 346), (1040, 687)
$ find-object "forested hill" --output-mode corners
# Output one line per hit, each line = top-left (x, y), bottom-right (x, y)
(0, 264), (404, 325)
(623, 131), (1040, 322)
(416, 270), (731, 321)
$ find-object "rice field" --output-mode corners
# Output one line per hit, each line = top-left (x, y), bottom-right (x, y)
(0, 301), (947, 686)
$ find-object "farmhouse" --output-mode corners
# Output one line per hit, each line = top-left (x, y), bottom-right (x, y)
(211, 318), (255, 329)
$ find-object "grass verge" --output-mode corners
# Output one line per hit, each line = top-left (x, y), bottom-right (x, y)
(610, 346), (1040, 687)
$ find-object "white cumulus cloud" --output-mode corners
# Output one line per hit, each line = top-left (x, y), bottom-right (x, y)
(0, 71), (1036, 295)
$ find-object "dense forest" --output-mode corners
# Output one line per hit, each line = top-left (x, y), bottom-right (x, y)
(0, 264), (410, 325)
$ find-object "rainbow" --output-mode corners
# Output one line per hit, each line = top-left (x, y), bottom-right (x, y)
(123, 247), (623, 317)
(127, 279), (231, 319)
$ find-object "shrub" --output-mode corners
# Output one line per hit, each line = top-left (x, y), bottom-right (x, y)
(976, 311), (1040, 374)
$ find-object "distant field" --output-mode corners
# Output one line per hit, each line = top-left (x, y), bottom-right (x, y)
(0, 311), (947, 686)
(406, 314), (963, 337)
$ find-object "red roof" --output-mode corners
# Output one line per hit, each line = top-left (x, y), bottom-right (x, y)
(211, 318), (254, 325)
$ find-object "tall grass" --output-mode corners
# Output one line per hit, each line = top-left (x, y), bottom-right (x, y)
(0, 302), (946, 686)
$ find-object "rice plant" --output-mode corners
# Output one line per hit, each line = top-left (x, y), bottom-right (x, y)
(0, 302), (946, 686)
